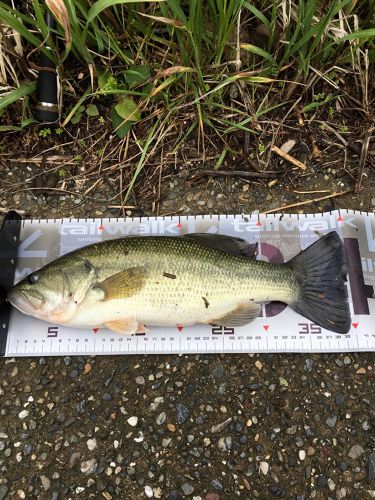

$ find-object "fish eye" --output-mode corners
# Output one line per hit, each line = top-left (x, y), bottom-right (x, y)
(28, 273), (39, 285)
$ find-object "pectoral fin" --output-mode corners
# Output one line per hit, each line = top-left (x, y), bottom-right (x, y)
(96, 266), (146, 301)
(209, 301), (261, 327)
(105, 318), (138, 335)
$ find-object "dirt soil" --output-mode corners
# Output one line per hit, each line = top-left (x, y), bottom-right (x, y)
(0, 104), (374, 500)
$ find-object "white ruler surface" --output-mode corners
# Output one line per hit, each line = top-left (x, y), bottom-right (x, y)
(4, 210), (375, 356)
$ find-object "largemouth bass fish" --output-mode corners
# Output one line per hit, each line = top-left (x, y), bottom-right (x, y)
(7, 231), (351, 334)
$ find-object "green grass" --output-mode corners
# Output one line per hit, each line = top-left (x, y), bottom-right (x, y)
(0, 0), (374, 200)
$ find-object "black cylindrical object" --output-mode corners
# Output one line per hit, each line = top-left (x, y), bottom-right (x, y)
(33, 11), (59, 123)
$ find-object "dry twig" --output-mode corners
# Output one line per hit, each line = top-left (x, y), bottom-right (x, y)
(264, 190), (352, 213)
(195, 170), (284, 179)
(271, 145), (307, 171)
(355, 129), (372, 194)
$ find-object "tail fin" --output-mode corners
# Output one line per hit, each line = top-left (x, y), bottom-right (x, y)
(289, 231), (351, 334)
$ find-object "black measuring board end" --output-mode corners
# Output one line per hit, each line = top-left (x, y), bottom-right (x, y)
(0, 210), (23, 356)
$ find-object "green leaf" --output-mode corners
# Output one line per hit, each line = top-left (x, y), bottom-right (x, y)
(86, 103), (99, 116)
(98, 71), (118, 91)
(87, 0), (163, 23)
(340, 28), (375, 41)
(114, 97), (141, 122)
(240, 44), (276, 64)
(123, 65), (151, 88)
(0, 125), (22, 132)
(0, 6), (53, 62)
(62, 88), (90, 127)
(0, 81), (37, 112)
(0, 117), (37, 132)
(243, 1), (270, 30)
(139, 83), (153, 97)
(111, 108), (133, 138)
(214, 148), (228, 170)
(71, 105), (86, 124)
(21, 118), (37, 128)
(302, 94), (338, 113)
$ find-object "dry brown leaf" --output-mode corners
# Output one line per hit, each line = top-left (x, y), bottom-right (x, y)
(83, 363), (92, 374)
(155, 66), (194, 79)
(138, 12), (184, 28)
(280, 139), (296, 154)
(46, 0), (71, 48)
(311, 138), (321, 158)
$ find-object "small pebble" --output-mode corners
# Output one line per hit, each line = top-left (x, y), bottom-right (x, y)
(327, 478), (335, 492)
(87, 438), (97, 451)
(40, 475), (51, 491)
(145, 485), (153, 498)
(326, 415), (338, 428)
(162, 438), (172, 448)
(317, 475), (327, 487)
(348, 444), (365, 459)
(18, 410), (29, 420)
(259, 462), (269, 475)
(156, 412), (166, 425)
(175, 403), (190, 424)
(217, 436), (232, 451)
(127, 416), (138, 427)
(210, 479), (223, 491)
(339, 461), (348, 472)
(81, 459), (98, 475)
(181, 483), (194, 496)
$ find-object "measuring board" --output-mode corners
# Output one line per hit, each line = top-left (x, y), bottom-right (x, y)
(0, 210), (374, 357)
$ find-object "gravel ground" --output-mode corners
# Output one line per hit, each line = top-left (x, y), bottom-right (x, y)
(0, 353), (374, 499)
(0, 155), (374, 499)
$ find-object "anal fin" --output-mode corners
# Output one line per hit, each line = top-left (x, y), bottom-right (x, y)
(209, 301), (261, 327)
(136, 323), (149, 334)
(105, 318), (138, 335)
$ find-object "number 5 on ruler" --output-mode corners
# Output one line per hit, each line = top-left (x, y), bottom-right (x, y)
(47, 326), (58, 338)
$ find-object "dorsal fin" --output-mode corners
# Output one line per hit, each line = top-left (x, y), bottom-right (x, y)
(183, 233), (257, 258)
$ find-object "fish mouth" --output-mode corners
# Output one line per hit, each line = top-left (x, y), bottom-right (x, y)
(7, 289), (45, 315)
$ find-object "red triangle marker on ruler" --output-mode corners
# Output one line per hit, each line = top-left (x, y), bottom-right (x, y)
(352, 322), (359, 329)
(256, 220), (262, 227)
(337, 215), (343, 222)
(177, 325), (183, 332)
(176, 223), (182, 229)
(263, 325), (269, 331)
(98, 225), (104, 231)
(92, 328), (99, 333)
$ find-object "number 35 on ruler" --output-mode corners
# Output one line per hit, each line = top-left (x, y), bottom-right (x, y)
(298, 323), (321, 334)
